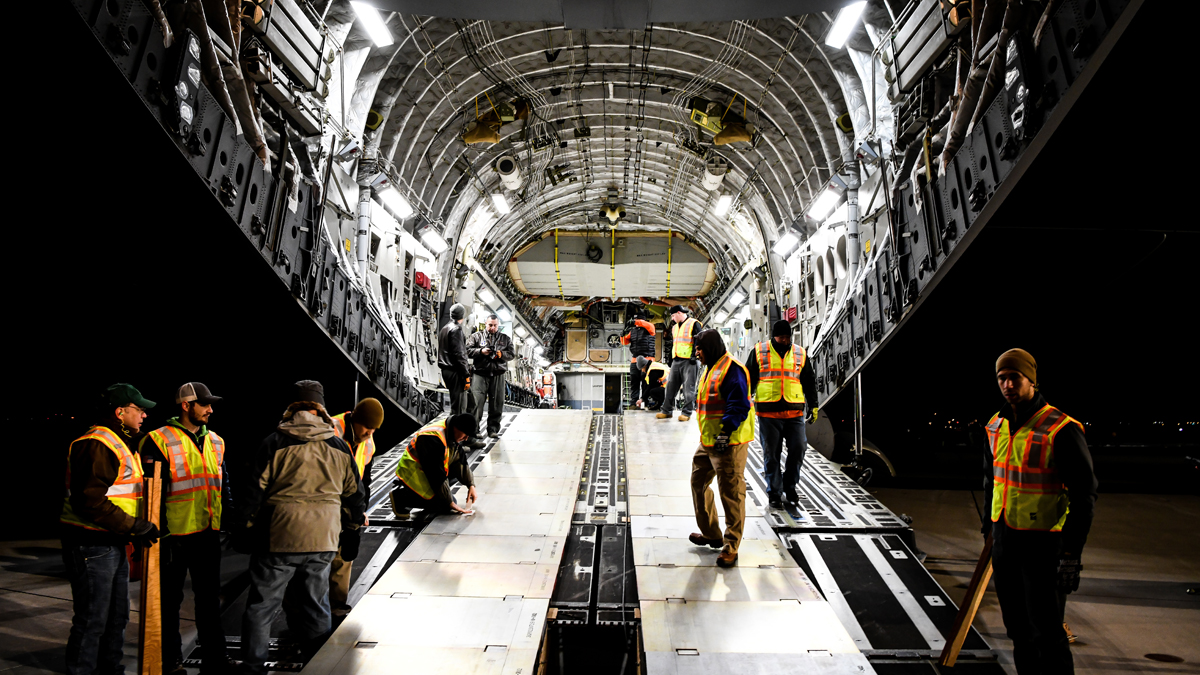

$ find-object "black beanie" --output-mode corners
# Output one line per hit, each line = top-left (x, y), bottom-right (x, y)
(291, 380), (325, 407)
(771, 320), (792, 339)
(448, 413), (478, 437)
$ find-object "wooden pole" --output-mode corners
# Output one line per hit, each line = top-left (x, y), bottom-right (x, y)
(139, 462), (163, 675)
(939, 533), (994, 667)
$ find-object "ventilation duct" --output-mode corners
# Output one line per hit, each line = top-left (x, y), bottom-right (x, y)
(497, 155), (523, 190)
(702, 156), (728, 191)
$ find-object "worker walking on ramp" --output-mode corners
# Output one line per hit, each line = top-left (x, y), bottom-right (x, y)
(658, 305), (702, 421)
(985, 349), (1097, 675)
(686, 329), (755, 568)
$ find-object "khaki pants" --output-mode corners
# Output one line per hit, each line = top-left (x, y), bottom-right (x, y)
(328, 548), (351, 607)
(690, 441), (749, 554)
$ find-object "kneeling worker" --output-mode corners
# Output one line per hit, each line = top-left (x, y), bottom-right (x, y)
(392, 414), (479, 515)
(328, 398), (383, 612)
(636, 356), (669, 411)
(687, 330), (754, 568)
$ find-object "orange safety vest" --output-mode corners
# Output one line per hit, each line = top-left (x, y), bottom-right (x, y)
(753, 341), (807, 404)
(61, 426), (144, 531)
(987, 404), (1083, 531)
(143, 423), (224, 535)
(395, 419), (451, 500)
(332, 412), (376, 479)
(671, 318), (700, 359)
(695, 352), (755, 447)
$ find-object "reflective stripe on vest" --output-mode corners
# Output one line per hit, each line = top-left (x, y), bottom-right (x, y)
(146, 425), (224, 535)
(61, 427), (144, 531)
(753, 342), (806, 404)
(695, 353), (755, 447)
(334, 413), (376, 479)
(672, 318), (699, 359)
(395, 419), (451, 500)
(987, 404), (1082, 531)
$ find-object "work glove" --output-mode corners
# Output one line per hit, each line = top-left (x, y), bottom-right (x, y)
(1057, 557), (1082, 593)
(130, 518), (161, 547)
(712, 434), (731, 455)
(339, 528), (362, 562)
(807, 406), (819, 425)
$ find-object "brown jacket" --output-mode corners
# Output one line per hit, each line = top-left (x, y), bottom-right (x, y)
(236, 407), (365, 553)
(61, 418), (142, 546)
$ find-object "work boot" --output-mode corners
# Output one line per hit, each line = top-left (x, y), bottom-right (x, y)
(678, 414), (690, 422)
(768, 494), (783, 509)
(467, 436), (486, 449)
(716, 546), (739, 568)
(656, 413), (671, 419)
(784, 489), (799, 505)
(488, 431), (500, 439)
(688, 533), (723, 549)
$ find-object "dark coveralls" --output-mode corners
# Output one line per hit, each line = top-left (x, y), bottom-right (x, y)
(984, 393), (1097, 675)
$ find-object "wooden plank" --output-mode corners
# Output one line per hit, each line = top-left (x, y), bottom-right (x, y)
(939, 533), (993, 667)
(139, 462), (163, 675)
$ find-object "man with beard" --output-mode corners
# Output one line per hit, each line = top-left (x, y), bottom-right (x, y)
(658, 305), (702, 422)
(466, 314), (515, 442)
(745, 321), (818, 509)
(140, 383), (230, 675)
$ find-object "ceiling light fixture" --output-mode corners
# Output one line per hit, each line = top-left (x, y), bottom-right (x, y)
(515, 325), (528, 338)
(807, 185), (843, 221)
(491, 192), (511, 215)
(477, 287), (496, 304)
(773, 231), (800, 257)
(726, 290), (745, 308)
(534, 345), (544, 355)
(824, 1), (867, 49)
(496, 307), (513, 322)
(378, 187), (413, 219)
(715, 309), (729, 323)
(714, 194), (733, 217)
(419, 227), (448, 254)
(350, 2), (394, 47)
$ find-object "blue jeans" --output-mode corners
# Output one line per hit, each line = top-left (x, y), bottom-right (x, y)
(758, 415), (807, 497)
(62, 543), (129, 675)
(241, 552), (335, 674)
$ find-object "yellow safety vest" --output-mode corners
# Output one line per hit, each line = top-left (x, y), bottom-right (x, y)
(696, 353), (755, 447)
(143, 423), (224, 535)
(644, 362), (669, 386)
(61, 426), (144, 531)
(753, 342), (806, 404)
(987, 404), (1082, 531)
(395, 419), (451, 500)
(332, 412), (376, 479)
(671, 318), (700, 359)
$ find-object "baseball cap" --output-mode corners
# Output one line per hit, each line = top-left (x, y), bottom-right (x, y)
(176, 382), (222, 405)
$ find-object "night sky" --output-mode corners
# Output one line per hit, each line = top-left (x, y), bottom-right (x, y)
(7, 4), (1191, 538)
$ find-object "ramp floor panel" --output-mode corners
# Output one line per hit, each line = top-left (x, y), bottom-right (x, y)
(398, 534), (566, 565)
(366, 561), (558, 599)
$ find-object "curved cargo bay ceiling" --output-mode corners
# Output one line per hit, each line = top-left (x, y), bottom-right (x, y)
(327, 0), (892, 302)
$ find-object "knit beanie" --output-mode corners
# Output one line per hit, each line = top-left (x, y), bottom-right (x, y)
(636, 355), (649, 370)
(996, 348), (1037, 386)
(450, 303), (466, 320)
(353, 397), (385, 429)
(291, 380), (325, 407)
(771, 319), (792, 339)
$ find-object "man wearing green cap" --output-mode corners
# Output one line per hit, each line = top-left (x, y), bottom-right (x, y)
(985, 349), (1097, 675)
(61, 383), (161, 675)
(327, 397), (384, 612)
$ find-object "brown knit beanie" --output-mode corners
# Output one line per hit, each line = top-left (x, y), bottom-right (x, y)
(353, 397), (385, 429)
(996, 348), (1037, 387)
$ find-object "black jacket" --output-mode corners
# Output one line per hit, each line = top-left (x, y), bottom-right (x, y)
(745, 341), (818, 414)
(438, 321), (470, 375)
(622, 319), (657, 358)
(466, 329), (516, 375)
(982, 393), (1098, 555)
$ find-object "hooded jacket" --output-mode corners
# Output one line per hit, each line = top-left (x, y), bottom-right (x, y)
(695, 330), (752, 435)
(234, 405), (365, 553)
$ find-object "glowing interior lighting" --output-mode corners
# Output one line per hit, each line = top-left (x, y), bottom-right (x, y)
(714, 194), (733, 217)
(715, 310), (729, 323)
(534, 345), (545, 355)
(477, 287), (496, 304)
(807, 186), (842, 221)
(496, 307), (513, 322)
(824, 1), (867, 49)
(419, 228), (448, 254)
(726, 290), (745, 308)
(538, 358), (551, 367)
(379, 187), (413, 219)
(350, 2), (394, 47)
(515, 325), (528, 338)
(491, 193), (511, 215)
(773, 232), (800, 256)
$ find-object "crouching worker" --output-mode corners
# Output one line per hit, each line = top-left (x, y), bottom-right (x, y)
(391, 414), (479, 515)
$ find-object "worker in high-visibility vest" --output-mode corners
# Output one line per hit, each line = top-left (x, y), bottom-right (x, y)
(636, 356), (670, 411)
(139, 382), (229, 675)
(985, 349), (1097, 675)
(687, 330), (754, 568)
(657, 305), (703, 422)
(327, 398), (384, 613)
(391, 414), (479, 515)
(61, 383), (160, 675)
(746, 320), (818, 509)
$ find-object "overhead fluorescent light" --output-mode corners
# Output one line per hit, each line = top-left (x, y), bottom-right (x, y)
(515, 325), (528, 337)
(477, 287), (496, 304)
(807, 185), (842, 221)
(773, 231), (800, 256)
(714, 194), (733, 217)
(726, 290), (745, 308)
(824, 1), (867, 49)
(350, 2), (394, 47)
(715, 309), (729, 323)
(491, 193), (511, 215)
(419, 228), (448, 254)
(379, 187), (413, 219)
(534, 345), (544, 355)
(496, 307), (513, 322)
(538, 358), (551, 367)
